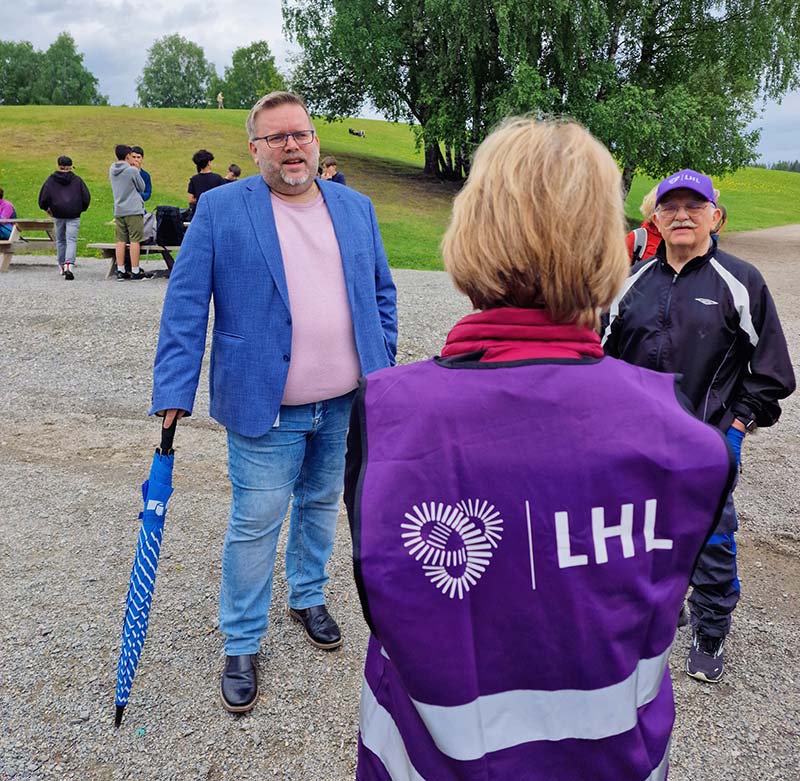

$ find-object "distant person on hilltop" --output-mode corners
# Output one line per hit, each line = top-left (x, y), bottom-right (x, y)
(217, 92), (224, 110)
(129, 146), (152, 205)
(225, 163), (242, 182)
(321, 156), (346, 185)
(38, 155), (91, 280)
(624, 186), (661, 264)
(109, 144), (149, 281)
(0, 187), (16, 240)
(187, 149), (226, 215)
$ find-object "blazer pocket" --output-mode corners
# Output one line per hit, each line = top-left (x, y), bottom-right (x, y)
(213, 329), (244, 341)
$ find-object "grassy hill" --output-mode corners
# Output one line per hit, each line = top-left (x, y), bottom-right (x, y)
(1, 106), (798, 270)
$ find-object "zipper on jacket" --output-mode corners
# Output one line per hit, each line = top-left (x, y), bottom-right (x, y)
(655, 272), (679, 369)
(701, 341), (736, 423)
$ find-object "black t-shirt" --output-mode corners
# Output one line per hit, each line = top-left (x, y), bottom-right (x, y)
(188, 172), (226, 210)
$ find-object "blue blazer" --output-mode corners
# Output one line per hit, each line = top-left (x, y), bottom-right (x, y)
(150, 176), (398, 437)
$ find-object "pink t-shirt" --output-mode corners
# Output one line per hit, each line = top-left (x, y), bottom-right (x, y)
(271, 191), (361, 405)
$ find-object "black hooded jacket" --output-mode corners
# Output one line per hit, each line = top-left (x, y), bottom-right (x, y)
(38, 170), (91, 219)
(602, 239), (795, 431)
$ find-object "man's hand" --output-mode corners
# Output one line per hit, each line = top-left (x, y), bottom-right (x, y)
(162, 409), (185, 428)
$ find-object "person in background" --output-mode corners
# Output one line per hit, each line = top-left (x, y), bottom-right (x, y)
(345, 118), (735, 780)
(37, 155), (91, 280)
(187, 149), (226, 215)
(712, 203), (728, 238)
(624, 185), (661, 263)
(152, 91), (397, 715)
(109, 144), (149, 281)
(225, 163), (242, 182)
(0, 187), (17, 239)
(603, 169), (795, 683)
(217, 91), (224, 109)
(321, 156), (346, 185)
(129, 146), (152, 204)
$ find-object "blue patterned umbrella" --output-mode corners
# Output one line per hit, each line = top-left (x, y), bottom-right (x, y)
(114, 421), (176, 727)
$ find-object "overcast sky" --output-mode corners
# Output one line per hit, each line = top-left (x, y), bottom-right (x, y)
(4, 0), (798, 163)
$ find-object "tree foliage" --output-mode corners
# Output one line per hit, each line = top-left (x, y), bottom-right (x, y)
(137, 34), (216, 108)
(283, 0), (800, 188)
(0, 33), (107, 106)
(216, 41), (287, 110)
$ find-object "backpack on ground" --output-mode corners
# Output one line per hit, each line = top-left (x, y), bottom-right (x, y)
(155, 205), (186, 247)
(141, 210), (157, 245)
(631, 227), (648, 264)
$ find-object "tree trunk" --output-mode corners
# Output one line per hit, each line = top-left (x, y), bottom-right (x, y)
(424, 142), (440, 177)
(621, 163), (636, 199)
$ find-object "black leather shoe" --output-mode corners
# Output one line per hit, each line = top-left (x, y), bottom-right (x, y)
(220, 654), (259, 713)
(288, 605), (342, 650)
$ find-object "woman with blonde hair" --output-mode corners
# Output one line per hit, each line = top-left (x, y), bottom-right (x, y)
(345, 117), (734, 781)
(625, 184), (662, 263)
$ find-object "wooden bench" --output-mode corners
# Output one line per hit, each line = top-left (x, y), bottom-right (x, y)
(0, 219), (58, 272)
(86, 243), (180, 279)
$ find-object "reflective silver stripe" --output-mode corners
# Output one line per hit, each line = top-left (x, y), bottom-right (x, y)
(601, 259), (659, 346)
(360, 676), (427, 781)
(362, 651), (671, 780)
(709, 258), (759, 347)
(408, 644), (672, 761)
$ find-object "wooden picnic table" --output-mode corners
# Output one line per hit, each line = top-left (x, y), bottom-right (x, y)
(0, 218), (57, 272)
(87, 242), (180, 279)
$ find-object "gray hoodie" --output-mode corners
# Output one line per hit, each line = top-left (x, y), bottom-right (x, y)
(109, 161), (145, 217)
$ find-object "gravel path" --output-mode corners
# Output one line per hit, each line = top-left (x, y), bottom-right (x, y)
(1, 228), (798, 780)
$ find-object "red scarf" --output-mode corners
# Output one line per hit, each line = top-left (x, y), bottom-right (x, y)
(441, 307), (603, 362)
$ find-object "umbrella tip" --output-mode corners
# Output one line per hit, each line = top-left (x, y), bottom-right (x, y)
(114, 705), (125, 727)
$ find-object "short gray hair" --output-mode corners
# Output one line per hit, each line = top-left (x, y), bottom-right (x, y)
(246, 91), (314, 140)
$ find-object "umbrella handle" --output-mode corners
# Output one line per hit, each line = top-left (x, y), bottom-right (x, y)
(160, 417), (177, 455)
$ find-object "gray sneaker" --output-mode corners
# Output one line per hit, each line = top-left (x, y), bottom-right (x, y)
(686, 630), (725, 683)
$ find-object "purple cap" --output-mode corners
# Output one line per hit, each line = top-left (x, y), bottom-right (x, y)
(655, 169), (716, 206)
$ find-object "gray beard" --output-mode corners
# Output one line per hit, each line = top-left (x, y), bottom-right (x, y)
(280, 168), (310, 186)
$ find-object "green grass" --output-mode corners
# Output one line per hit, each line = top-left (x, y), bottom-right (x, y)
(1, 105), (798, 269)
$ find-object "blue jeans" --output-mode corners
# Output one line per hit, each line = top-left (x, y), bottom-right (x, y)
(54, 217), (80, 266)
(220, 390), (355, 655)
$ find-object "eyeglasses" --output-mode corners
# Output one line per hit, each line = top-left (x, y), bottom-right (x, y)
(657, 201), (711, 217)
(251, 130), (315, 148)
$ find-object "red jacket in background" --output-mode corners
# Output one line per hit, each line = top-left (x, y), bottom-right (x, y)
(625, 219), (661, 263)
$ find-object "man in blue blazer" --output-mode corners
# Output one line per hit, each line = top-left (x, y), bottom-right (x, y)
(151, 91), (397, 714)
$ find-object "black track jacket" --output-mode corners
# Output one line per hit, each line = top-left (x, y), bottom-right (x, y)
(602, 239), (795, 431)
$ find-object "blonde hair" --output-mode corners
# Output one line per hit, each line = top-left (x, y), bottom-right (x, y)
(442, 117), (629, 327)
(640, 186), (658, 221)
(246, 91), (314, 140)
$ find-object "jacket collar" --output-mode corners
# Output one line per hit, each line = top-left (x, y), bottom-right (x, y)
(656, 235), (717, 275)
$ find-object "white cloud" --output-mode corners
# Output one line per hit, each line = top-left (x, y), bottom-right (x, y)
(750, 93), (800, 163)
(5, 0), (295, 103)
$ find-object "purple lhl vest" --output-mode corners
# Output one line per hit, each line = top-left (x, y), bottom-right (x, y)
(347, 355), (735, 781)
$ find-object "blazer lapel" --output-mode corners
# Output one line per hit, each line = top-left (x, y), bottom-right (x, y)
(244, 176), (290, 312)
(319, 179), (356, 305)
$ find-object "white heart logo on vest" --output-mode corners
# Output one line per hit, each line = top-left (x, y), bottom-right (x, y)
(401, 499), (504, 599)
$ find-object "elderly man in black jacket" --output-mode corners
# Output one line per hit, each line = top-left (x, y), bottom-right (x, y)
(38, 155), (91, 280)
(602, 169), (795, 684)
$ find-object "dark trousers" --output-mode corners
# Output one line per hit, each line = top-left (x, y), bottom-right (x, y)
(688, 488), (740, 637)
